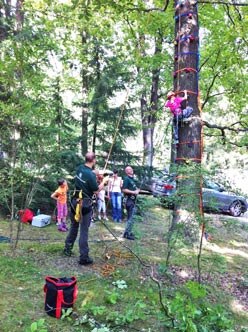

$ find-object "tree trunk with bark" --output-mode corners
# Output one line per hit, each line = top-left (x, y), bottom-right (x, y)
(92, 43), (101, 153)
(142, 34), (162, 167)
(170, 2), (203, 242)
(81, 31), (89, 155)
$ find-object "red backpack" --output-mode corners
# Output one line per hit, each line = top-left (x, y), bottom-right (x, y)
(18, 209), (34, 223)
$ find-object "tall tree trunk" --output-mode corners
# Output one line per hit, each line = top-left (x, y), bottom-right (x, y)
(170, 2), (203, 242)
(142, 34), (162, 167)
(55, 78), (62, 151)
(81, 31), (89, 155)
(92, 43), (101, 153)
(16, 0), (24, 31)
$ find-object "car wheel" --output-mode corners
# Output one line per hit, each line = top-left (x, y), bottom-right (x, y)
(229, 200), (243, 217)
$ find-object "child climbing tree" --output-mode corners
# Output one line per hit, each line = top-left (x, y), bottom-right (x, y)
(169, 0), (203, 242)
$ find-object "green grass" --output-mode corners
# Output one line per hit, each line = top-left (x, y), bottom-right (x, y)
(0, 200), (248, 331)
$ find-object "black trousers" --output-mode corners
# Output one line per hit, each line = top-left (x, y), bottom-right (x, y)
(65, 198), (92, 260)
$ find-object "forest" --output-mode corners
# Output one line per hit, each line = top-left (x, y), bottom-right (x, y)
(0, 0), (248, 331)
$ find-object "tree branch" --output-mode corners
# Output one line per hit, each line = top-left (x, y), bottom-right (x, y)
(203, 120), (248, 133)
(201, 72), (220, 110)
(224, 4), (236, 25)
(198, 1), (248, 6)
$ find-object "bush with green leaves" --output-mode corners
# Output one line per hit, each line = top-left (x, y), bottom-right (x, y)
(164, 281), (234, 331)
(26, 319), (47, 332)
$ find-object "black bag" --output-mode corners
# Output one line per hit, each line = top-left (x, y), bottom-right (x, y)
(44, 276), (78, 318)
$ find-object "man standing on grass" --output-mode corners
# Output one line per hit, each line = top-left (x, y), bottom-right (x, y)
(122, 166), (140, 240)
(64, 152), (108, 265)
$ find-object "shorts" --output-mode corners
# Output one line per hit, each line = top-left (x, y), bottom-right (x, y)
(57, 202), (68, 219)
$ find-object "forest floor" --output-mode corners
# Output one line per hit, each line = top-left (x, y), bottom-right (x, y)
(0, 197), (248, 332)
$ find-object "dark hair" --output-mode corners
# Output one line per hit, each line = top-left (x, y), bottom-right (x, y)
(113, 169), (118, 174)
(58, 178), (65, 186)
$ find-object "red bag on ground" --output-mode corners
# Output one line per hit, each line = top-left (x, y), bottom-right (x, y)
(44, 276), (78, 318)
(19, 209), (34, 223)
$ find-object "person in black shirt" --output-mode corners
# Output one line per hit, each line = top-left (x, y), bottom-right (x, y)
(64, 152), (108, 265)
(122, 166), (140, 240)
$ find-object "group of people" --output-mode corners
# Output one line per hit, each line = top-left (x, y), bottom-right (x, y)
(51, 152), (140, 265)
(95, 169), (123, 222)
(50, 89), (193, 265)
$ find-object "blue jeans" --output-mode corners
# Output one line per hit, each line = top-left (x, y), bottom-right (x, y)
(110, 192), (122, 221)
(173, 106), (193, 141)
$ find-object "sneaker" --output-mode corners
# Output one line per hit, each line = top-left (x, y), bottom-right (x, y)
(103, 216), (108, 221)
(62, 223), (68, 231)
(98, 215), (102, 220)
(123, 232), (135, 240)
(78, 257), (94, 265)
(58, 225), (67, 232)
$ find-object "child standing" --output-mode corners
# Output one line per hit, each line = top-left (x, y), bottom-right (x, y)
(97, 186), (108, 221)
(51, 179), (68, 232)
(165, 90), (193, 144)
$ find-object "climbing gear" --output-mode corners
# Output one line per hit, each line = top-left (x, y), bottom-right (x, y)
(75, 190), (83, 222)
(44, 276), (78, 319)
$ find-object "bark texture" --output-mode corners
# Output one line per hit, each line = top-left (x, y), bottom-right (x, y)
(171, 1), (203, 242)
(81, 31), (89, 155)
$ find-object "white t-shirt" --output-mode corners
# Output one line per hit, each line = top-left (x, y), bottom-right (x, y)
(98, 188), (105, 201)
(108, 176), (122, 193)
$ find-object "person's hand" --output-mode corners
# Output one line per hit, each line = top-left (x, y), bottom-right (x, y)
(134, 189), (140, 195)
(102, 175), (109, 184)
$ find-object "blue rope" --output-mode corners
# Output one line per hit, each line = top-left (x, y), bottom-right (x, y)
(175, 11), (194, 20)
(176, 51), (199, 56)
(177, 35), (197, 42)
(196, 2), (200, 93)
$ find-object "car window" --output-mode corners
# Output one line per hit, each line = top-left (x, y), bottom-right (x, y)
(204, 180), (223, 191)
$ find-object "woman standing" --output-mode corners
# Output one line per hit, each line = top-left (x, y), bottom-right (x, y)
(108, 169), (123, 222)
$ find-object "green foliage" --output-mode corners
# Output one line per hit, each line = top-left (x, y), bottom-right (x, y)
(112, 279), (127, 289)
(61, 307), (73, 321)
(165, 281), (234, 331)
(105, 290), (120, 304)
(26, 319), (47, 332)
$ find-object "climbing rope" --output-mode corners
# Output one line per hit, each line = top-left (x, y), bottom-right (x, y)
(103, 88), (130, 172)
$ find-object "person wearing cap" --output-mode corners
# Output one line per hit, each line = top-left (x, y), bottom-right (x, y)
(165, 90), (193, 144)
(63, 152), (108, 265)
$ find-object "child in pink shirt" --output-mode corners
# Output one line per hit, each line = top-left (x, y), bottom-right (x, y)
(165, 90), (193, 144)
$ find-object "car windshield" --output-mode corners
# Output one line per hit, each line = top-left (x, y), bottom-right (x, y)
(204, 180), (224, 192)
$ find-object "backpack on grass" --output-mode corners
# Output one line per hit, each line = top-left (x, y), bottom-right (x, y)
(44, 276), (78, 318)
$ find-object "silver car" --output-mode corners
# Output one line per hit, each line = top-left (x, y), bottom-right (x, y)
(153, 176), (247, 217)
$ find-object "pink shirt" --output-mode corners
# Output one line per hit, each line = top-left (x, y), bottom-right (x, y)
(165, 97), (184, 116)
